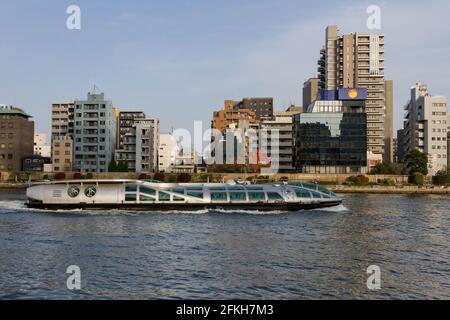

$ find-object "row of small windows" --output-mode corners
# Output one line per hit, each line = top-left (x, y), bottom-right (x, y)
(0, 123), (14, 129)
(0, 133), (14, 139)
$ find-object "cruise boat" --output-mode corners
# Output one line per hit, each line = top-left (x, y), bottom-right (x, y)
(25, 180), (342, 211)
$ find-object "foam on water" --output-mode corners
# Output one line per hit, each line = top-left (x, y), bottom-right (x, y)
(0, 200), (347, 216)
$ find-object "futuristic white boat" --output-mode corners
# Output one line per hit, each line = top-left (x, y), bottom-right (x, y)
(26, 180), (342, 211)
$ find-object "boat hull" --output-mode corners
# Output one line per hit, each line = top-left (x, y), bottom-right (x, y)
(26, 201), (342, 212)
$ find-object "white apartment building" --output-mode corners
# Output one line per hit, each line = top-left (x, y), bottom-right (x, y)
(34, 133), (51, 158)
(158, 133), (180, 173)
(404, 83), (448, 175)
(260, 110), (300, 172)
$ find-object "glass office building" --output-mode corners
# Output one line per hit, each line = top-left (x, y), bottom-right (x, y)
(294, 90), (368, 174)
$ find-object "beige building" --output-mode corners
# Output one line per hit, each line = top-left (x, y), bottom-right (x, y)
(317, 25), (391, 160)
(0, 105), (34, 172)
(384, 80), (394, 163)
(52, 136), (73, 172)
(51, 101), (74, 172)
(403, 83), (448, 175)
(447, 115), (450, 170)
(303, 78), (319, 109)
(51, 102), (74, 140)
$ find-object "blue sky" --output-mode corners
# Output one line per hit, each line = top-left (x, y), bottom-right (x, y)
(1, 0), (449, 139)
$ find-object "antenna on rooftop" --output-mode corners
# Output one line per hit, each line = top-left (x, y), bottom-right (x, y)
(92, 84), (101, 94)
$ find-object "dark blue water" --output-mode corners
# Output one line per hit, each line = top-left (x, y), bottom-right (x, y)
(0, 189), (449, 299)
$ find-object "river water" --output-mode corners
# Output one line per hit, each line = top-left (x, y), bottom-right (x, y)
(0, 189), (449, 300)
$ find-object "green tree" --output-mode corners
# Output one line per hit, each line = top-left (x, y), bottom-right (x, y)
(409, 172), (425, 186)
(403, 149), (428, 176)
(117, 161), (129, 172)
(108, 160), (118, 172)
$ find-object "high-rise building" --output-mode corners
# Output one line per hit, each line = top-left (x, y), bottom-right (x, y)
(403, 83), (448, 175)
(117, 111), (146, 149)
(384, 80), (394, 163)
(293, 88), (368, 174)
(303, 78), (319, 109)
(34, 133), (51, 158)
(397, 129), (405, 163)
(51, 101), (75, 172)
(115, 118), (160, 173)
(317, 25), (389, 159)
(73, 92), (117, 173)
(0, 105), (34, 172)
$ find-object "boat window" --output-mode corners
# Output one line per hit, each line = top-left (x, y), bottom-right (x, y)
(248, 192), (266, 201)
(68, 186), (80, 198)
(173, 196), (185, 202)
(267, 192), (283, 201)
(140, 194), (155, 202)
(295, 189), (311, 198)
(170, 188), (185, 195)
(227, 186), (245, 191)
(84, 186), (97, 198)
(245, 186), (264, 191)
(159, 192), (171, 202)
(210, 186), (227, 191)
(229, 192), (247, 202)
(186, 186), (203, 191)
(316, 185), (332, 195)
(211, 192), (227, 202)
(125, 194), (137, 202)
(187, 192), (203, 199)
(311, 191), (322, 199)
(140, 186), (156, 196)
(126, 184), (138, 192)
(302, 183), (318, 191)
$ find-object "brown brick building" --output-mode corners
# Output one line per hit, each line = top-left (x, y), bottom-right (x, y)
(212, 100), (257, 133)
(0, 105), (34, 172)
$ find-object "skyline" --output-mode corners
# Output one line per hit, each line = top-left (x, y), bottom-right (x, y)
(1, 0), (450, 137)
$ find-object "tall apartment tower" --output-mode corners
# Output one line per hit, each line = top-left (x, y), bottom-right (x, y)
(318, 25), (390, 160)
(403, 83), (448, 175)
(0, 105), (34, 172)
(73, 92), (117, 173)
(51, 102), (75, 172)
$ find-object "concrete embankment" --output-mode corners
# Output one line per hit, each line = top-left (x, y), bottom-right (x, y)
(332, 186), (450, 195)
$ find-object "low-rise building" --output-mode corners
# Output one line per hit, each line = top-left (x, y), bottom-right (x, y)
(52, 136), (73, 172)
(34, 133), (51, 158)
(159, 133), (180, 173)
(22, 155), (51, 172)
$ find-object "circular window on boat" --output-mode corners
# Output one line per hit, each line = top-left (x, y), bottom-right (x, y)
(84, 186), (97, 198)
(68, 186), (80, 198)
